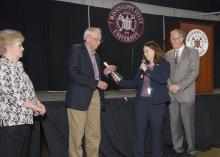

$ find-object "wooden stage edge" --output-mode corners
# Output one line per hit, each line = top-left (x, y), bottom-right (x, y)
(36, 89), (220, 102)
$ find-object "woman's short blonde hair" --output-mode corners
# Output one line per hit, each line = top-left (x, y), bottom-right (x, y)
(0, 29), (24, 55)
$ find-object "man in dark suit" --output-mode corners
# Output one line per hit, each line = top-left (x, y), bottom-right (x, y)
(165, 29), (200, 157)
(66, 27), (114, 157)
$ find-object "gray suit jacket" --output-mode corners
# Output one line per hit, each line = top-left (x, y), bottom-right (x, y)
(165, 46), (200, 102)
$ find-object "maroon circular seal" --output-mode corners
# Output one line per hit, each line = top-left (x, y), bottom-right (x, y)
(108, 2), (144, 43)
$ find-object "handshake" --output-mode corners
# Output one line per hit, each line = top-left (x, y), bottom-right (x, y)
(104, 62), (123, 84)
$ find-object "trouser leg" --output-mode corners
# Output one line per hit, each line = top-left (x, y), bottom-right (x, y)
(169, 100), (184, 153)
(68, 109), (87, 157)
(85, 90), (101, 157)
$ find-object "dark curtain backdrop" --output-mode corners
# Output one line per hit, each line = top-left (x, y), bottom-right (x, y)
(0, 0), (219, 90)
(47, 1), (88, 90)
(0, 0), (50, 90)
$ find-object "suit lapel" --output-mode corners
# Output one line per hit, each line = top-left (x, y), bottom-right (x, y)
(82, 44), (95, 76)
(178, 47), (189, 64)
(170, 49), (176, 66)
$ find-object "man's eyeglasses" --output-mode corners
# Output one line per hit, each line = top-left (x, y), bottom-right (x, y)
(170, 37), (181, 41)
(90, 36), (103, 43)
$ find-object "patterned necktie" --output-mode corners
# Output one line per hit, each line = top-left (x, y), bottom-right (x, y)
(175, 49), (180, 64)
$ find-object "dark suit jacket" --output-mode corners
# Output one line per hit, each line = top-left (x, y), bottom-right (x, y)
(65, 43), (103, 110)
(119, 60), (170, 105)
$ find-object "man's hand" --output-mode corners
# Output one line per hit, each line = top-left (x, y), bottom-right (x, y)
(103, 65), (117, 76)
(111, 73), (118, 83)
(169, 84), (180, 94)
(97, 80), (108, 90)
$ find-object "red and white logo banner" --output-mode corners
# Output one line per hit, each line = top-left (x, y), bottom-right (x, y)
(108, 2), (144, 43)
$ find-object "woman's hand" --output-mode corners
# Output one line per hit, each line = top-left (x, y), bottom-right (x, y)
(23, 100), (46, 116)
(23, 101), (36, 110)
(35, 101), (46, 116)
(140, 63), (147, 72)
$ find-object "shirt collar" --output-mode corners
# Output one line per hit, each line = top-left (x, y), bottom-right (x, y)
(85, 43), (96, 55)
(1, 56), (16, 64)
(176, 44), (185, 53)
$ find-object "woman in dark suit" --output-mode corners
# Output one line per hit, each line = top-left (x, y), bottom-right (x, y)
(112, 41), (170, 157)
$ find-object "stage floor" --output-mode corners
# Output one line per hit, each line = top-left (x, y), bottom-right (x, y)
(36, 89), (220, 102)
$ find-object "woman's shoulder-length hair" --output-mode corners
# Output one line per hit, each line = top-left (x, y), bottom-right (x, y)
(143, 41), (165, 64)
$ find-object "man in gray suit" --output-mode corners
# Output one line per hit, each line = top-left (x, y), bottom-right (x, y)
(165, 29), (200, 157)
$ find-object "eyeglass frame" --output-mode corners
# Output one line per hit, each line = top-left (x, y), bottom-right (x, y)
(89, 35), (103, 43)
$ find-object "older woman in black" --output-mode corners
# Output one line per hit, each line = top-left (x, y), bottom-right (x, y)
(0, 29), (46, 157)
(112, 41), (170, 157)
